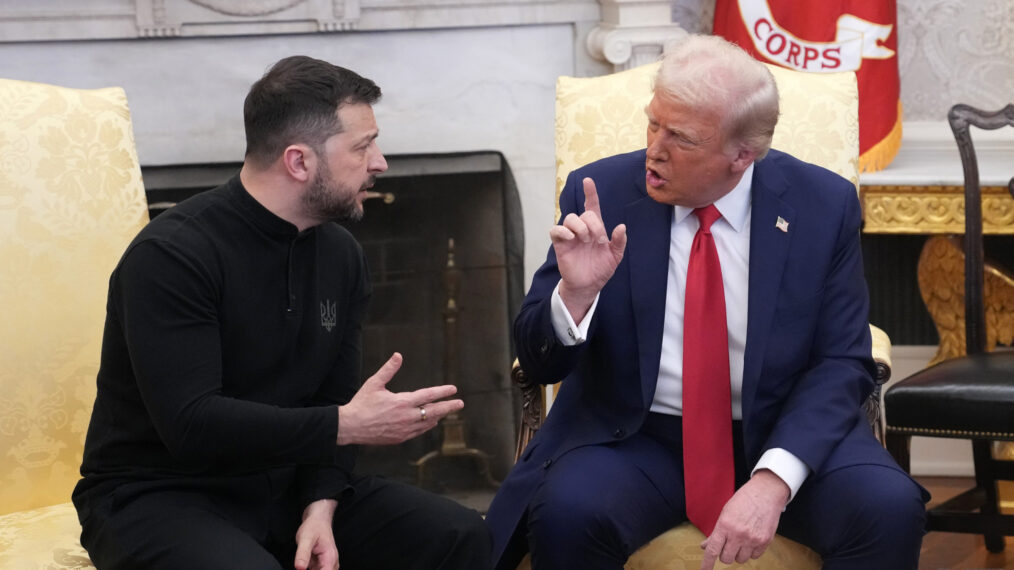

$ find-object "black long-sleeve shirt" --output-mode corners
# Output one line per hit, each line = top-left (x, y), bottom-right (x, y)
(73, 175), (370, 521)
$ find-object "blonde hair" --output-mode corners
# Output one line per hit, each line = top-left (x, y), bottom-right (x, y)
(655, 34), (779, 158)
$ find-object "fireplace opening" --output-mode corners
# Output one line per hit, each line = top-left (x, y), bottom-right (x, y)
(142, 151), (524, 512)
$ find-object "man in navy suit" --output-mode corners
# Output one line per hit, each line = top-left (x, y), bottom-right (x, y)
(485, 35), (927, 570)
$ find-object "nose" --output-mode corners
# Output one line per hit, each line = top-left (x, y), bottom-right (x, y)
(369, 144), (388, 174)
(646, 133), (667, 162)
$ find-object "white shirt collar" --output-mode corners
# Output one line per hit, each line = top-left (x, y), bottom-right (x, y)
(673, 162), (754, 232)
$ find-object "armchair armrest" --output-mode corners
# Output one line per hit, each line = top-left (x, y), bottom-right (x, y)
(870, 324), (893, 385)
(867, 324), (893, 444)
(512, 360), (542, 463)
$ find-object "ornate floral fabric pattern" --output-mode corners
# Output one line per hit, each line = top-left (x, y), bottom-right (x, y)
(517, 524), (819, 570)
(0, 503), (94, 569)
(553, 61), (859, 221)
(0, 78), (148, 567)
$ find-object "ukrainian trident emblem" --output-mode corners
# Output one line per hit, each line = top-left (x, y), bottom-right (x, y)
(320, 300), (337, 332)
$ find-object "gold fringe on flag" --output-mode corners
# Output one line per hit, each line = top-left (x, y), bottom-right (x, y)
(859, 101), (904, 173)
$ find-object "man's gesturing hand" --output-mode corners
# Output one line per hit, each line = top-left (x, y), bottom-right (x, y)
(336, 353), (463, 446)
(551, 177), (627, 323)
(698, 470), (789, 570)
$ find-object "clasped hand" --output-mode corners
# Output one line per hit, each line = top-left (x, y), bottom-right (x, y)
(551, 177), (627, 323)
(337, 352), (462, 446)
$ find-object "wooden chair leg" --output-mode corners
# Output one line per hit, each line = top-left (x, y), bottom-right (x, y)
(885, 431), (911, 473)
(972, 440), (1006, 553)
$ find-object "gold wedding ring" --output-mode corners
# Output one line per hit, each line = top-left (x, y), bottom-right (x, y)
(419, 406), (427, 421)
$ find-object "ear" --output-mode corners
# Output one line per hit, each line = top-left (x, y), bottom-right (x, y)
(729, 146), (758, 174)
(282, 144), (315, 183)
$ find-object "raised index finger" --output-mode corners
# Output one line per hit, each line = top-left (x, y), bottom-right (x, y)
(582, 177), (602, 218)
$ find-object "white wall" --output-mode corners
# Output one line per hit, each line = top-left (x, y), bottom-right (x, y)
(0, 26), (579, 285)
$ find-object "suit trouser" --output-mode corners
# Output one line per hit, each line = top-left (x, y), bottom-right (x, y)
(508, 413), (926, 570)
(79, 472), (492, 570)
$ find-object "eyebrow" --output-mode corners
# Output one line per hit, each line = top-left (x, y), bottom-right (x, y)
(645, 109), (715, 146)
(354, 130), (379, 146)
(644, 106), (684, 133)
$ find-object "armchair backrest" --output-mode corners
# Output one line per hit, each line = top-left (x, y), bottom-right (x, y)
(554, 61), (860, 221)
(0, 79), (149, 514)
(947, 103), (1014, 355)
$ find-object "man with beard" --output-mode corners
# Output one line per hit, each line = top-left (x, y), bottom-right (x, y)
(72, 56), (492, 570)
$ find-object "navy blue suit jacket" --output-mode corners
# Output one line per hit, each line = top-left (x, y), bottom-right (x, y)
(486, 149), (912, 565)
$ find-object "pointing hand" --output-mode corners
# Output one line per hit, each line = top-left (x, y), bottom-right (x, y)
(550, 177), (627, 322)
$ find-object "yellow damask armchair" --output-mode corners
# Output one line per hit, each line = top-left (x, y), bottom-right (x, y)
(514, 61), (894, 569)
(0, 79), (148, 568)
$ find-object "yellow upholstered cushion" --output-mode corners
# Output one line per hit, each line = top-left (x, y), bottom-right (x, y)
(626, 523), (820, 570)
(0, 78), (148, 516)
(0, 503), (95, 569)
(553, 62), (859, 221)
(517, 522), (820, 570)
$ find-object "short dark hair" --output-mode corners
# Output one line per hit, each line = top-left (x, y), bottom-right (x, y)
(243, 55), (382, 166)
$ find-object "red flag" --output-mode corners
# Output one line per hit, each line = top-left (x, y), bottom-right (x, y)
(714, 0), (901, 172)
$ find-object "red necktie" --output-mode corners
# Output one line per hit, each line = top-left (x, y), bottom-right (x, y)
(682, 204), (735, 537)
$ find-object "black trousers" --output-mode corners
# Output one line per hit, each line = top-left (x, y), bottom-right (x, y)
(80, 472), (492, 570)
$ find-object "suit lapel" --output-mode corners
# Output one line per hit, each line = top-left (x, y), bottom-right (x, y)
(623, 172), (672, 409)
(742, 155), (796, 420)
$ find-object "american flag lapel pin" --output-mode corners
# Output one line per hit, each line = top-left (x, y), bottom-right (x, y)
(775, 216), (789, 232)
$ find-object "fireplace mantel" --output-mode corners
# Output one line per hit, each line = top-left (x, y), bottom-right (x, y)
(0, 0), (654, 43)
(0, 1), (689, 74)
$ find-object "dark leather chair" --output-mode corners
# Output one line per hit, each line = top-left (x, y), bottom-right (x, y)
(884, 103), (1014, 553)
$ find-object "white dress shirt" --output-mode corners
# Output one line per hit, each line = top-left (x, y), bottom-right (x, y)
(549, 163), (810, 501)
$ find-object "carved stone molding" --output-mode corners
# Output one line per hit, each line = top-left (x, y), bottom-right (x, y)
(0, 0), (599, 42)
(133, 0), (360, 37)
(861, 184), (1014, 234)
(586, 0), (686, 71)
(189, 0), (305, 16)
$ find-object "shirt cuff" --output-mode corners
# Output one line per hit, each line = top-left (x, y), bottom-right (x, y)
(550, 282), (598, 346)
(752, 448), (810, 505)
